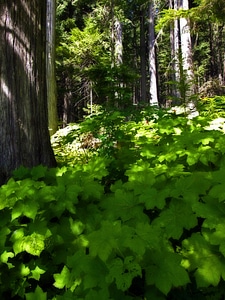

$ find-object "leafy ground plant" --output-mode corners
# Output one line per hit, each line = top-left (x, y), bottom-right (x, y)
(1, 109), (225, 299)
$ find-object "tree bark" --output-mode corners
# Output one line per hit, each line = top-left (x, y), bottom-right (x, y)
(0, 0), (56, 184)
(180, 0), (195, 97)
(46, 0), (58, 135)
(148, 1), (158, 106)
(140, 8), (147, 102)
(172, 0), (181, 101)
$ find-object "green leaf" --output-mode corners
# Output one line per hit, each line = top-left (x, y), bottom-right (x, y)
(25, 286), (47, 300)
(67, 250), (107, 290)
(186, 151), (200, 165)
(209, 183), (225, 202)
(30, 165), (47, 180)
(13, 232), (45, 256)
(11, 199), (39, 221)
(29, 266), (46, 281)
(145, 251), (190, 295)
(101, 189), (147, 223)
(106, 256), (142, 291)
(192, 198), (224, 229)
(88, 220), (121, 261)
(82, 178), (104, 200)
(13, 166), (30, 179)
(203, 222), (225, 258)
(84, 288), (110, 300)
(139, 186), (166, 210)
(0, 251), (14, 268)
(53, 266), (71, 289)
(182, 233), (225, 287)
(152, 199), (198, 239)
(125, 161), (155, 185)
(172, 172), (211, 203)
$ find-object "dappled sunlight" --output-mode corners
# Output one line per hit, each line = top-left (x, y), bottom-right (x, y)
(182, 233), (225, 287)
(0, 78), (12, 100)
(0, 0), (56, 176)
(1, 2), (35, 83)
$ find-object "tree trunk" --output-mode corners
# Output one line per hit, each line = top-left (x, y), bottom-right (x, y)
(0, 1), (56, 184)
(148, 1), (158, 106)
(114, 19), (123, 66)
(172, 0), (181, 101)
(46, 0), (58, 135)
(140, 8), (147, 102)
(180, 0), (195, 98)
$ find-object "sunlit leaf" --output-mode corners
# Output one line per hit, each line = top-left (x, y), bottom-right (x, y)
(182, 233), (225, 287)
(53, 266), (71, 289)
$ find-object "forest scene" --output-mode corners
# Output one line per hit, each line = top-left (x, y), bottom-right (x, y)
(1, 0), (225, 299)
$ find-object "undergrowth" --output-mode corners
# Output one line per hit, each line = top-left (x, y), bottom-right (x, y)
(1, 101), (225, 299)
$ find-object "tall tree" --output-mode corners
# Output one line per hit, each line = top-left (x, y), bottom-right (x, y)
(0, 0), (56, 184)
(148, 0), (158, 106)
(171, 0), (181, 100)
(179, 0), (195, 99)
(140, 6), (147, 102)
(47, 0), (58, 135)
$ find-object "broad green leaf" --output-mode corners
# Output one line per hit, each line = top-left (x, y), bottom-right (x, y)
(182, 233), (225, 287)
(20, 264), (30, 276)
(102, 189), (147, 223)
(192, 199), (225, 229)
(69, 218), (85, 236)
(0, 251), (14, 268)
(152, 199), (198, 239)
(0, 178), (19, 208)
(10, 228), (25, 242)
(67, 250), (107, 290)
(25, 286), (47, 300)
(29, 266), (46, 281)
(11, 199), (39, 221)
(125, 162), (155, 185)
(122, 225), (146, 256)
(203, 222), (225, 258)
(121, 222), (160, 259)
(53, 266), (71, 289)
(37, 186), (56, 202)
(13, 232), (45, 256)
(186, 151), (200, 165)
(30, 165), (47, 180)
(145, 251), (190, 295)
(172, 172), (211, 203)
(84, 287), (110, 300)
(139, 187), (166, 210)
(83, 157), (109, 179)
(13, 166), (30, 179)
(209, 184), (225, 202)
(82, 178), (104, 200)
(106, 256), (142, 291)
(88, 220), (121, 261)
(135, 222), (161, 250)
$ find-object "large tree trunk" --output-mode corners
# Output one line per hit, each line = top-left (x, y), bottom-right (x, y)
(46, 0), (58, 135)
(171, 0), (181, 101)
(180, 0), (194, 86)
(0, 1), (56, 184)
(140, 8), (147, 102)
(148, 0), (158, 106)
